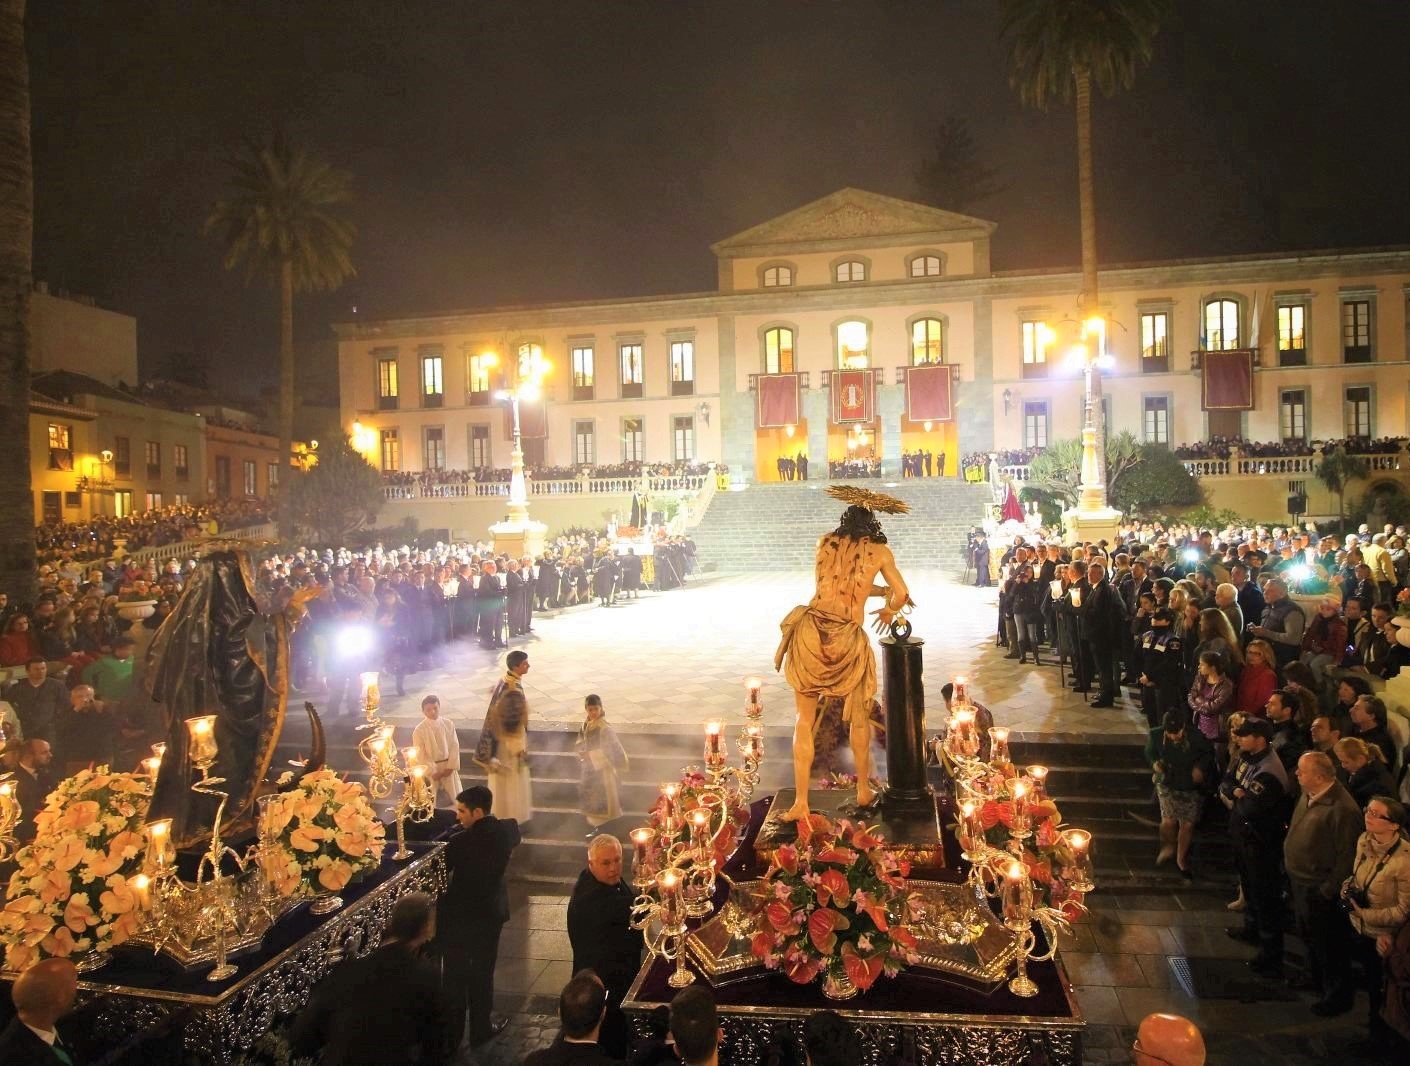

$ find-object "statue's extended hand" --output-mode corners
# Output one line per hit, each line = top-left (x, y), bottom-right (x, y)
(288, 584), (325, 615)
(869, 606), (897, 635)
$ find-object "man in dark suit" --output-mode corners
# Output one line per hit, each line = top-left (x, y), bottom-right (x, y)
(476, 562), (508, 648)
(0, 957), (80, 1065)
(439, 785), (520, 1051)
(536, 556), (560, 610)
(796, 451), (808, 481)
(12, 739), (57, 843)
(1081, 560), (1125, 707)
(523, 971), (619, 1066)
(290, 892), (450, 1066)
(567, 835), (642, 1059)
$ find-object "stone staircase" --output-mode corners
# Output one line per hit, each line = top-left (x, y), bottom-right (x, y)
(275, 721), (1234, 897)
(691, 480), (992, 573)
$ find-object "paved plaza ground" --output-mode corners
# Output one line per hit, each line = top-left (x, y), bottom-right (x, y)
(372, 569), (1148, 743)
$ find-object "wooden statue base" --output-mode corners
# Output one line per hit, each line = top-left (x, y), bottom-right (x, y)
(754, 788), (948, 870)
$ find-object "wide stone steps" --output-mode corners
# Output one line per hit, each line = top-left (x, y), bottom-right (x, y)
(276, 722), (1233, 894)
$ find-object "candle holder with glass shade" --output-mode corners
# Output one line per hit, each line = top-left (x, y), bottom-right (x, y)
(631, 867), (695, 990)
(392, 755), (436, 861)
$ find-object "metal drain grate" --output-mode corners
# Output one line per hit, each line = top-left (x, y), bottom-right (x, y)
(1168, 955), (1196, 997)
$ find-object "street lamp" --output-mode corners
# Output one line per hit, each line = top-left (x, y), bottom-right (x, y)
(1061, 314), (1121, 541)
(491, 348), (551, 557)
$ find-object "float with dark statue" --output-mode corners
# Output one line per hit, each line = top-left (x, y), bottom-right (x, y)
(0, 546), (446, 1065)
(619, 488), (1091, 1066)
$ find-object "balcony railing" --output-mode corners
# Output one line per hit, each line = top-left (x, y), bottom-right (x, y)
(1001, 450), (1406, 486)
(382, 473), (708, 502)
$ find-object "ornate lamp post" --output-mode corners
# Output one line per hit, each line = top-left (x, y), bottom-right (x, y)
(1062, 315), (1121, 542)
(491, 348), (551, 558)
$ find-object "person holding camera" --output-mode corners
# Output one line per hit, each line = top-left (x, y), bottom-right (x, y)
(1343, 796), (1410, 1056)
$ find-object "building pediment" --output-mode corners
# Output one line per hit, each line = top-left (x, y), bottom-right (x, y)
(711, 187), (997, 258)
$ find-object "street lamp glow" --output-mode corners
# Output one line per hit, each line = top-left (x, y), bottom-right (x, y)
(518, 381), (542, 403)
(480, 351), (499, 367)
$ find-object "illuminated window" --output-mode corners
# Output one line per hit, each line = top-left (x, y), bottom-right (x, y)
(172, 493), (189, 507)
(573, 420), (595, 465)
(1277, 304), (1307, 366)
(467, 353), (495, 401)
(764, 327), (795, 373)
(144, 492), (162, 511)
(1204, 299), (1239, 351)
(1140, 312), (1170, 371)
(836, 320), (870, 369)
(113, 490), (133, 518)
(622, 417), (643, 462)
(835, 260), (866, 283)
(572, 346), (595, 400)
(470, 425), (491, 468)
(620, 343), (644, 398)
(670, 341), (695, 396)
(421, 353), (443, 407)
(424, 426), (446, 470)
(1342, 300), (1372, 363)
(673, 416), (695, 461)
(174, 444), (189, 479)
(909, 255), (942, 278)
(1344, 386), (1372, 437)
(46, 423), (72, 471)
(377, 358), (399, 410)
(1021, 321), (1049, 379)
(517, 343), (544, 379)
(243, 460), (257, 496)
(1280, 389), (1307, 442)
(145, 440), (161, 477)
(910, 319), (943, 365)
(380, 428), (400, 471)
(1142, 396), (1170, 445)
(762, 265), (793, 287)
(1022, 401), (1049, 449)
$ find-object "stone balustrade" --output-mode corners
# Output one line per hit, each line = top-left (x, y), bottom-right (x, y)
(381, 473), (708, 502)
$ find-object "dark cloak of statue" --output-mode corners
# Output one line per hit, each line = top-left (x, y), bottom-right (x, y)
(145, 548), (309, 848)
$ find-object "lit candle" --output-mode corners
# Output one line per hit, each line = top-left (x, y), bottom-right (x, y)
(1012, 780), (1028, 814)
(402, 746), (419, 767)
(743, 725), (763, 760)
(185, 715), (218, 767)
(1002, 860), (1031, 923)
(953, 675), (968, 705)
(360, 671), (380, 707)
(1026, 765), (1049, 797)
(145, 818), (173, 872)
(657, 869), (683, 926)
(704, 721), (725, 769)
(745, 677), (761, 705)
(131, 873), (151, 911)
(370, 736), (387, 756)
(630, 826), (654, 861)
(141, 756), (162, 779)
(660, 783), (679, 831)
(151, 742), (167, 759)
(989, 726), (1011, 768)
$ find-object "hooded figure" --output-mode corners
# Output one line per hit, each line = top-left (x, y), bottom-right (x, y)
(145, 547), (318, 848)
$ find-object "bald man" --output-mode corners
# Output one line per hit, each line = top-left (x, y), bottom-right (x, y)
(1132, 1012), (1205, 1066)
(0, 957), (81, 1065)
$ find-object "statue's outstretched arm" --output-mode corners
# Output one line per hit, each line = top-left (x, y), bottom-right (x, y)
(869, 548), (912, 633)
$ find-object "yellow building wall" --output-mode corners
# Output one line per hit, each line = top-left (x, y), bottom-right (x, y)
(29, 410), (100, 524)
(30, 291), (139, 388)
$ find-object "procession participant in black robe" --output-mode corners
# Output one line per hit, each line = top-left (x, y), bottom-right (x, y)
(594, 556), (619, 607)
(536, 557), (559, 610)
(621, 550), (642, 600)
(477, 561), (507, 649)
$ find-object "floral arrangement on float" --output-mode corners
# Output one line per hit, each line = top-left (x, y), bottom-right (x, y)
(649, 768), (750, 869)
(256, 770), (386, 900)
(748, 814), (920, 1000)
(0, 768), (152, 972)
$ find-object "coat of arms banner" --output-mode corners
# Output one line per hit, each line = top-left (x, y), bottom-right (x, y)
(1201, 349), (1255, 411)
(831, 369), (873, 424)
(756, 373), (801, 429)
(904, 365), (954, 423)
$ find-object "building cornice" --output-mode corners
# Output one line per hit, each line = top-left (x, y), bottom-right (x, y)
(333, 246), (1410, 343)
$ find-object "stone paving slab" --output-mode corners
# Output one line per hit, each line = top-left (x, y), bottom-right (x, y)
(364, 570), (1147, 743)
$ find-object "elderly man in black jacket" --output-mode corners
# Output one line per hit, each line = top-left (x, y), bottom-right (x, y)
(440, 785), (520, 1051)
(567, 834), (642, 1060)
(1080, 560), (1125, 708)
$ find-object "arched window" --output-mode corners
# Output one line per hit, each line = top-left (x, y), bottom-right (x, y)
(1204, 298), (1240, 351)
(762, 264), (793, 288)
(910, 318), (944, 365)
(764, 327), (795, 374)
(835, 260), (866, 283)
(909, 254), (943, 278)
(836, 320), (870, 369)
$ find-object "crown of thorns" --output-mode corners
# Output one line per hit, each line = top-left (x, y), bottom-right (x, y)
(826, 484), (910, 514)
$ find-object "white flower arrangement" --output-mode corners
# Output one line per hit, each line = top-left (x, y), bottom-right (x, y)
(257, 769), (386, 898)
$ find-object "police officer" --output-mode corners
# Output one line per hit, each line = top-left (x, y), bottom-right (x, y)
(1137, 607), (1184, 730)
(1220, 716), (1291, 978)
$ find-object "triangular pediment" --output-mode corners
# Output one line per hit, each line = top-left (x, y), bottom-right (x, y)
(711, 188), (996, 256)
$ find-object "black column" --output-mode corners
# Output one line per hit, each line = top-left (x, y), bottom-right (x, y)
(881, 629), (930, 807)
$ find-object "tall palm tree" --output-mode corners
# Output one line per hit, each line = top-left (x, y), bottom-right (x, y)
(0, 0), (35, 600)
(206, 133), (355, 494)
(1000, 0), (1166, 496)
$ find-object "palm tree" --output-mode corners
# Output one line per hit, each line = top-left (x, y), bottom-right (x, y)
(206, 133), (355, 496)
(1000, 0), (1167, 494)
(1315, 447), (1370, 533)
(0, 0), (35, 601)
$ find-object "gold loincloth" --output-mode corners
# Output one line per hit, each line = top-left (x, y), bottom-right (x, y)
(775, 605), (876, 724)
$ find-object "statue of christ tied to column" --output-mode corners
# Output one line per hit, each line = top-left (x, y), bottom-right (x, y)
(774, 487), (911, 821)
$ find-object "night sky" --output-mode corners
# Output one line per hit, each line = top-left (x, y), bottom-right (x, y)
(27, 0), (1410, 400)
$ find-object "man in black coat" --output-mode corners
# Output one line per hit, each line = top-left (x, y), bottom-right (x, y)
(567, 835), (642, 1059)
(291, 892), (451, 1066)
(537, 556), (560, 610)
(439, 785), (520, 1050)
(523, 971), (620, 1066)
(0, 957), (80, 1066)
(476, 562), (508, 648)
(1080, 560), (1125, 707)
(12, 739), (58, 844)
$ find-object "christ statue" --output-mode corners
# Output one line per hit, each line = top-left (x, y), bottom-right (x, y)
(774, 486), (911, 821)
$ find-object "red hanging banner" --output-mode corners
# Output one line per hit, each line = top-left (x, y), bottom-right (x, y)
(505, 399), (548, 439)
(831, 369), (873, 424)
(755, 373), (801, 428)
(904, 364), (954, 422)
(1201, 349), (1255, 410)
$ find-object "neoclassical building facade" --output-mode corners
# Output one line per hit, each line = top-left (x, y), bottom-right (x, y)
(336, 188), (1410, 491)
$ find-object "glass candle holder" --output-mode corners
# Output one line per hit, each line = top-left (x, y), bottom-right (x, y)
(657, 869), (683, 928)
(742, 726), (763, 762)
(141, 756), (162, 779)
(1063, 829), (1094, 892)
(630, 827), (656, 885)
(704, 721), (725, 770)
(360, 671), (380, 710)
(1001, 861), (1033, 929)
(989, 727), (1012, 769)
(1025, 765), (1049, 798)
(130, 873), (152, 912)
(144, 818), (174, 873)
(185, 715), (218, 769)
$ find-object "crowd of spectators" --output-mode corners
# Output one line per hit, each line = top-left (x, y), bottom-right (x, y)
(381, 461), (721, 498)
(827, 457), (881, 478)
(973, 516), (1410, 1056)
(34, 499), (272, 562)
